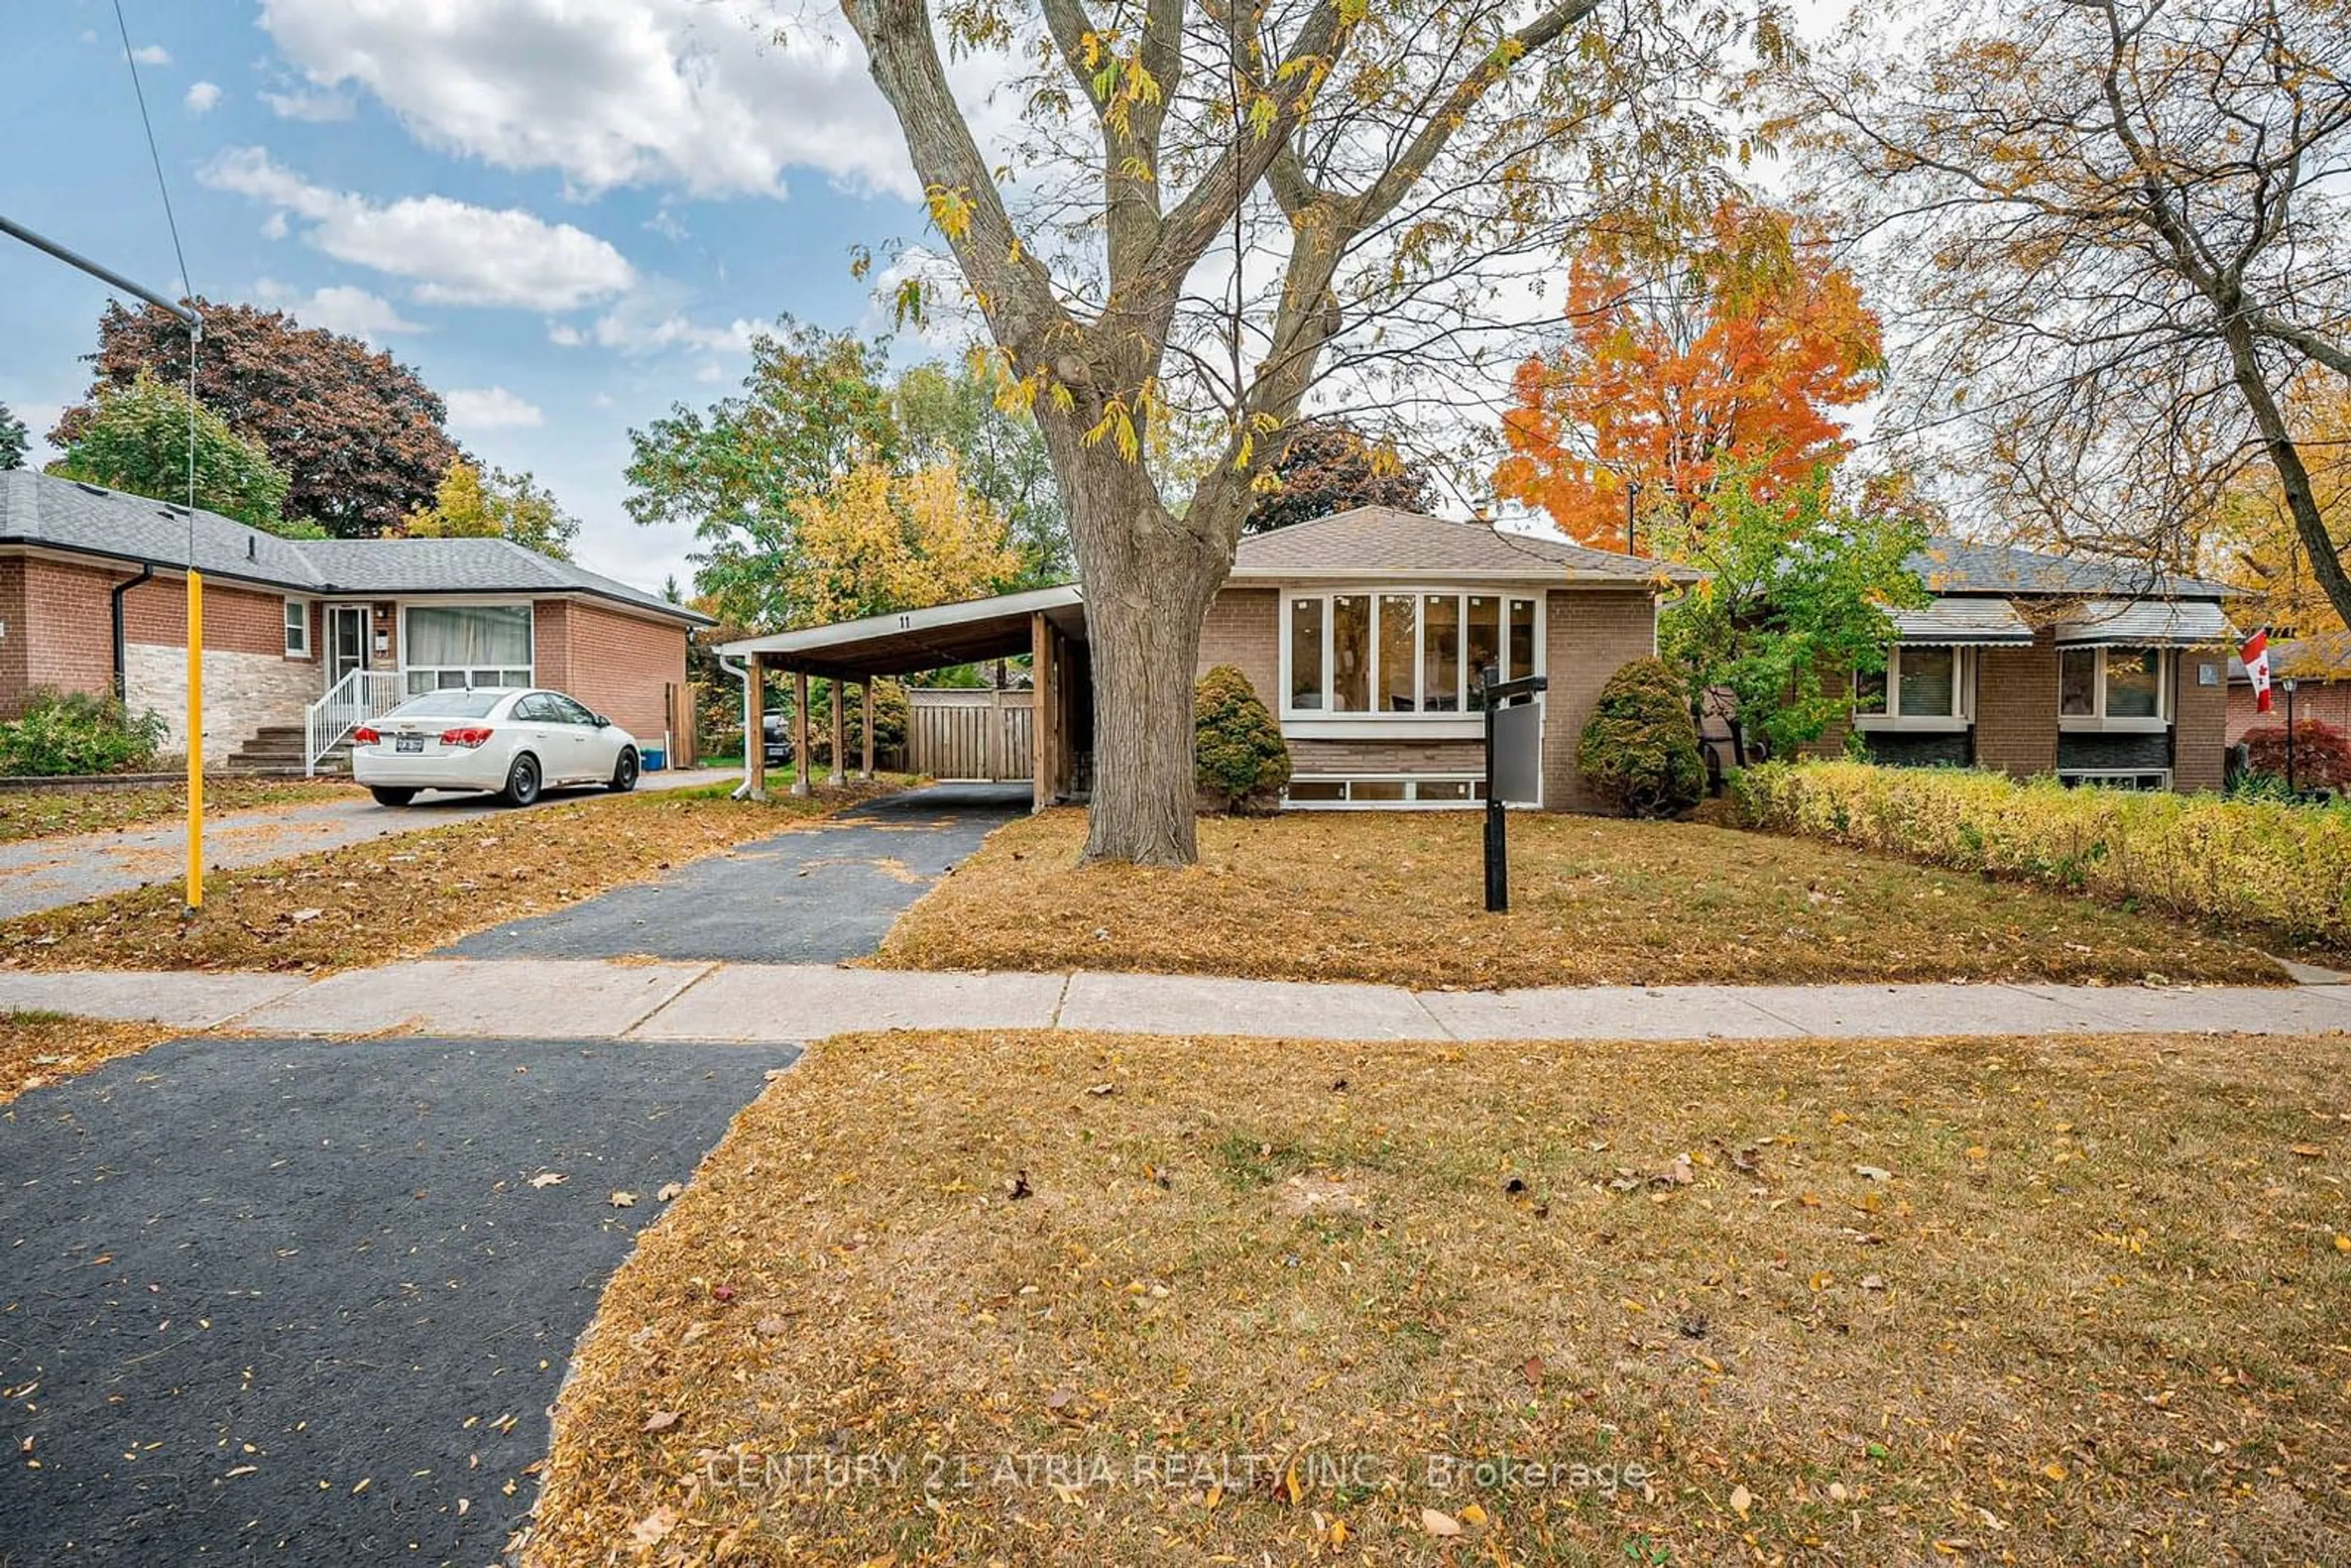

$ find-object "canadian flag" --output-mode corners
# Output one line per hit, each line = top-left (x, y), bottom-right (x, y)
(2242, 629), (2274, 714)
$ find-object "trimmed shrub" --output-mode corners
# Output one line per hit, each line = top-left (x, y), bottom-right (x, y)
(1578, 658), (1705, 818)
(0, 688), (168, 776)
(1194, 664), (1291, 813)
(1731, 758), (2351, 946)
(2241, 719), (2351, 790)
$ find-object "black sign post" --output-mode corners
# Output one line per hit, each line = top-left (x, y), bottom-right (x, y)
(1478, 664), (1548, 913)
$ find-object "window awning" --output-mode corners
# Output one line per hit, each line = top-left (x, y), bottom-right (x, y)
(2053, 599), (2233, 648)
(1887, 597), (2034, 646)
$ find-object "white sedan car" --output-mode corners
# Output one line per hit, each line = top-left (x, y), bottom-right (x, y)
(351, 688), (640, 807)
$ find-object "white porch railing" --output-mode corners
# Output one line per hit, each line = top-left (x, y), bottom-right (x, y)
(306, 669), (405, 775)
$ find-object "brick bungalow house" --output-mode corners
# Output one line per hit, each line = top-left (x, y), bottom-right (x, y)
(721, 505), (1698, 811)
(0, 470), (710, 769)
(1801, 536), (2237, 792)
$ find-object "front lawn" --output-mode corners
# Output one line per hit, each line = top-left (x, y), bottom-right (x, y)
(872, 809), (2278, 987)
(523, 1027), (2351, 1567)
(0, 1011), (174, 1105)
(0, 778), (910, 973)
(0, 777), (354, 845)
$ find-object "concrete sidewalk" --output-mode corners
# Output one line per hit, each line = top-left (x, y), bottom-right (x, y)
(0, 768), (737, 922)
(7, 959), (2349, 1042)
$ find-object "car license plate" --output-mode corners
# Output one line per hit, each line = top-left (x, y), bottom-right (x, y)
(395, 735), (425, 754)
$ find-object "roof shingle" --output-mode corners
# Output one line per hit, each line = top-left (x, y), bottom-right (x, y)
(0, 470), (705, 625)
(1231, 505), (1698, 583)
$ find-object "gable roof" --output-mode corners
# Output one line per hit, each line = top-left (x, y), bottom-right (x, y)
(0, 470), (708, 626)
(1229, 505), (1699, 584)
(1912, 535), (2234, 601)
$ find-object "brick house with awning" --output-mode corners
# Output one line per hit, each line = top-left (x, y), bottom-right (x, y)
(1804, 536), (2237, 792)
(0, 470), (711, 770)
(719, 506), (1697, 812)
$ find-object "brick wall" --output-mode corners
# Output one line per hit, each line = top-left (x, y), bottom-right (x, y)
(1543, 588), (1658, 812)
(122, 574), (294, 658)
(12, 557), (125, 702)
(2172, 650), (2228, 791)
(1198, 587), (1280, 704)
(1973, 632), (2060, 778)
(553, 600), (689, 747)
(2226, 680), (2351, 743)
(534, 599), (572, 696)
(0, 558), (24, 704)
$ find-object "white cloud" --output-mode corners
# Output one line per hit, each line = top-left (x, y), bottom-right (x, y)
(253, 279), (424, 342)
(860, 244), (984, 352)
(131, 43), (171, 66)
(261, 87), (356, 122)
(184, 80), (223, 113)
(202, 146), (637, 311)
(255, 0), (924, 198)
(444, 386), (545, 429)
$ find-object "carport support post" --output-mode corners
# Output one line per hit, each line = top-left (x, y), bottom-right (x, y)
(745, 655), (768, 801)
(1031, 610), (1054, 813)
(828, 678), (847, 786)
(858, 678), (874, 779)
(792, 670), (812, 797)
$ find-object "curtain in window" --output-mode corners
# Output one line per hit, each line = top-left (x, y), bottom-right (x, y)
(407, 606), (532, 668)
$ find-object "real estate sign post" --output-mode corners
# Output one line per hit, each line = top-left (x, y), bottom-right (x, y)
(1480, 666), (1548, 913)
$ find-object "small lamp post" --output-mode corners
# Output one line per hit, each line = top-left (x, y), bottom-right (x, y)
(2283, 677), (2300, 793)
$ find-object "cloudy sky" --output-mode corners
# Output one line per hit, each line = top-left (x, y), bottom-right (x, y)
(1, 0), (945, 596)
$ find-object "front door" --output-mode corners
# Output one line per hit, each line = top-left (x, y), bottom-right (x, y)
(328, 605), (369, 686)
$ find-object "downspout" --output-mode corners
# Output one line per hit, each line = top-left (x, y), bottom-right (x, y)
(110, 562), (155, 700)
(719, 655), (753, 799)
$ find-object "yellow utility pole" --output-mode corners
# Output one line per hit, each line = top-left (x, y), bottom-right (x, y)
(185, 571), (204, 912)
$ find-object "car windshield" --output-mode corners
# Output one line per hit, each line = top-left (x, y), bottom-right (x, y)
(383, 690), (509, 721)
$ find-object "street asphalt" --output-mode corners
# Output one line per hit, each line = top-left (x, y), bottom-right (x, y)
(440, 781), (1032, 964)
(0, 1033), (796, 1564)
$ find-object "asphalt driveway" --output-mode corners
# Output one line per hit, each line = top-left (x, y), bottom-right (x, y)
(442, 781), (1032, 964)
(0, 1033), (795, 1564)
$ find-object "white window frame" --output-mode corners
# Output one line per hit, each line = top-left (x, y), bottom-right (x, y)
(2057, 646), (2171, 733)
(1853, 645), (1974, 732)
(1277, 587), (1544, 741)
(1282, 775), (1492, 810)
(282, 597), (311, 659)
(2058, 768), (2172, 791)
(399, 599), (536, 696)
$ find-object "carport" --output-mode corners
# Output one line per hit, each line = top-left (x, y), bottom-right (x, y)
(716, 584), (1091, 811)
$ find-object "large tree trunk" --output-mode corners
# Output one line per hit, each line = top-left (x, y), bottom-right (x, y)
(1052, 434), (1233, 866)
(2221, 316), (2351, 631)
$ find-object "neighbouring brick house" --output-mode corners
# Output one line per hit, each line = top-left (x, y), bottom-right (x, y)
(2227, 632), (2351, 743)
(719, 505), (1697, 812)
(0, 471), (710, 768)
(1796, 536), (2237, 792)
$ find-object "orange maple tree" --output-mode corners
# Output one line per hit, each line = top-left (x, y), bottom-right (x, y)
(1494, 201), (1883, 550)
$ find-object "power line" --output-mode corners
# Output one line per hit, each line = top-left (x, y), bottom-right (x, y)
(110, 0), (198, 536)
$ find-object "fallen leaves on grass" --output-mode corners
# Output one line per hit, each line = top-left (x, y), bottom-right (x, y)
(0, 1011), (176, 1103)
(0, 778), (354, 846)
(522, 1027), (2351, 1567)
(871, 809), (2279, 988)
(0, 779), (909, 973)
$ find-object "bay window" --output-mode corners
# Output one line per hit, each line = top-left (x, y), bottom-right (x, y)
(403, 603), (534, 695)
(1854, 646), (1970, 727)
(1281, 590), (1540, 718)
(2058, 647), (2169, 728)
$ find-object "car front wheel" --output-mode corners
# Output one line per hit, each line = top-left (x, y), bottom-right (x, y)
(369, 786), (417, 808)
(609, 746), (640, 793)
(501, 752), (542, 807)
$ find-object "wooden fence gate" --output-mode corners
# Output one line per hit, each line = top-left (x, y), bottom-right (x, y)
(905, 688), (1034, 782)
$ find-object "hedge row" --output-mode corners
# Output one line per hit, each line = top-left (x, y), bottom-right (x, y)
(1731, 760), (2351, 946)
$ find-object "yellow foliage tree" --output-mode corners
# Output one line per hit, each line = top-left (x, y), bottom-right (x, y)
(782, 459), (1022, 628)
(403, 458), (579, 560)
(2210, 375), (2351, 639)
